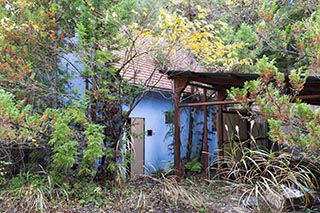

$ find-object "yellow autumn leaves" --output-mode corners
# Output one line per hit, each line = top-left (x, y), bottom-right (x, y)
(129, 5), (251, 71)
(158, 6), (252, 71)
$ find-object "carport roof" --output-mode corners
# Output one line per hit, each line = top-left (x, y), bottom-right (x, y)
(166, 70), (320, 181)
(165, 70), (320, 105)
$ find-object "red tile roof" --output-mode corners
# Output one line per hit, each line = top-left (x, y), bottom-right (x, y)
(116, 40), (203, 91)
(118, 51), (173, 90)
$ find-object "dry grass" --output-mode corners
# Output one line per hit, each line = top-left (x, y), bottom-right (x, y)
(0, 173), (250, 212)
(0, 176), (69, 213)
(101, 175), (247, 213)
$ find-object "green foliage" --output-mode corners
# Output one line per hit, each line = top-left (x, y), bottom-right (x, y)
(0, 87), (105, 178)
(185, 159), (203, 173)
(295, 103), (314, 122)
(2, 172), (109, 211)
(207, 0), (320, 73)
(255, 56), (277, 74)
(291, 4), (320, 74)
(68, 180), (106, 206)
(1, 0), (150, 184)
(0, 0), (319, 200)
(267, 119), (285, 144)
(228, 56), (320, 154)
(48, 109), (79, 172)
(289, 68), (309, 92)
(0, 88), (46, 143)
(80, 124), (105, 176)
(48, 105), (104, 177)
(66, 0), (161, 182)
(225, 23), (261, 71)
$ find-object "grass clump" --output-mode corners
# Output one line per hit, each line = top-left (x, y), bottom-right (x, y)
(220, 139), (320, 212)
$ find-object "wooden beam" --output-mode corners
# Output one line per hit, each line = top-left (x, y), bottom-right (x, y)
(178, 94), (320, 108)
(188, 82), (215, 90)
(188, 76), (248, 87)
(296, 94), (320, 100)
(179, 100), (239, 107)
(168, 72), (257, 88)
(174, 76), (189, 95)
(173, 77), (189, 182)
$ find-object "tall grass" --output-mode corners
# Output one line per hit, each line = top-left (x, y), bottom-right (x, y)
(148, 175), (206, 210)
(220, 136), (320, 211)
(1, 172), (69, 213)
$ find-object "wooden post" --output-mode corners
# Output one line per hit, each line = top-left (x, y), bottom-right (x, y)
(173, 77), (188, 182)
(186, 87), (195, 161)
(217, 89), (226, 176)
(173, 91), (181, 181)
(203, 89), (209, 179)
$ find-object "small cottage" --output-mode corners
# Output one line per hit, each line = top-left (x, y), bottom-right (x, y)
(62, 47), (218, 178)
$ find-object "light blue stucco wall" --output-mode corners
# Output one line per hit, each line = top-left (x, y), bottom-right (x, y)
(126, 91), (176, 173)
(180, 105), (218, 166)
(59, 52), (86, 98)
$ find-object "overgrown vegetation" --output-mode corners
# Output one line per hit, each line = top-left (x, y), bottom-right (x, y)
(0, 173), (245, 212)
(0, 0), (320, 212)
(226, 56), (320, 211)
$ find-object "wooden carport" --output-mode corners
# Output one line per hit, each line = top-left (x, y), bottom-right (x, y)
(166, 70), (320, 181)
